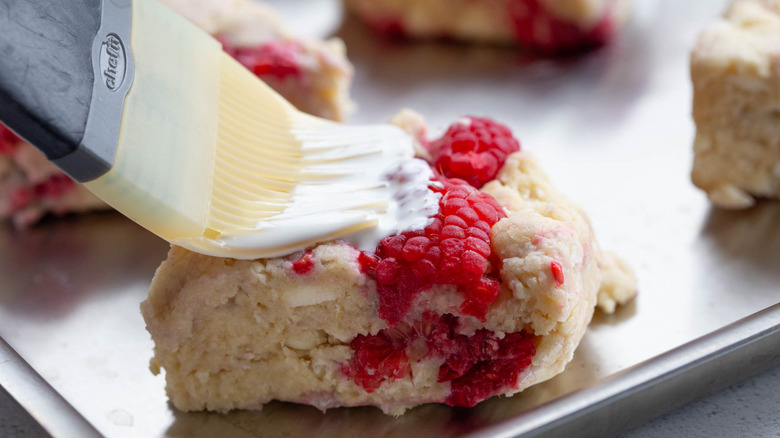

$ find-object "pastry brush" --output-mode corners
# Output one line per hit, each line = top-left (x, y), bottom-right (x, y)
(0, 0), (437, 259)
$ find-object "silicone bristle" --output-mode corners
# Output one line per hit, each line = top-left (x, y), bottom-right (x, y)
(85, 0), (429, 260)
(209, 55), (302, 230)
(207, 54), (397, 236)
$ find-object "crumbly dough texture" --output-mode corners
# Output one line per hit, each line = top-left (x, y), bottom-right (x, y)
(342, 0), (629, 45)
(142, 112), (637, 415)
(1, 0), (353, 226)
(691, 0), (780, 208)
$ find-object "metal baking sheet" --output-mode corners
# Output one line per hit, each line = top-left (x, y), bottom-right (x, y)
(2, 0), (780, 436)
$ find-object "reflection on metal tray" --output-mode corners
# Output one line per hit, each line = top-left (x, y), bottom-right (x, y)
(2, 0), (780, 436)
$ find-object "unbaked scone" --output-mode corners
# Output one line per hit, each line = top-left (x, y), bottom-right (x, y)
(691, 0), (780, 208)
(0, 126), (107, 228)
(343, 0), (630, 53)
(0, 0), (354, 227)
(141, 111), (637, 415)
(160, 0), (354, 122)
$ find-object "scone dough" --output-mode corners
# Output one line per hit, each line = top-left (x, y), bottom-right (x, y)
(142, 112), (637, 415)
(343, 0), (630, 52)
(691, 0), (780, 208)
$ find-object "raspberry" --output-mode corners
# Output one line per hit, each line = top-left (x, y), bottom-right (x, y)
(376, 258), (401, 284)
(446, 331), (535, 408)
(507, 0), (616, 54)
(371, 178), (506, 326)
(0, 123), (21, 155)
(7, 174), (76, 213)
(341, 324), (413, 392)
(343, 313), (536, 406)
(9, 188), (31, 211)
(427, 117), (520, 189)
(291, 251), (315, 275)
(550, 260), (564, 287)
(358, 251), (379, 274)
(221, 39), (303, 79)
(362, 16), (407, 38)
(32, 174), (75, 200)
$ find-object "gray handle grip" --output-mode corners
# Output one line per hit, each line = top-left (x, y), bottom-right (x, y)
(0, 0), (102, 160)
(0, 0), (135, 182)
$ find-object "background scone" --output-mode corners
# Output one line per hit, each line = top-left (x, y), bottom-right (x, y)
(691, 0), (780, 209)
(342, 0), (630, 53)
(0, 0), (354, 227)
(0, 126), (107, 228)
(142, 112), (637, 415)
(161, 0), (354, 122)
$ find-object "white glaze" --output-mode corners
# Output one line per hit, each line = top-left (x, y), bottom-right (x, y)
(209, 123), (441, 259)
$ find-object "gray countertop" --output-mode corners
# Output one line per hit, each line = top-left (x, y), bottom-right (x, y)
(3, 364), (780, 438)
(1, 384), (51, 438)
(620, 365), (780, 438)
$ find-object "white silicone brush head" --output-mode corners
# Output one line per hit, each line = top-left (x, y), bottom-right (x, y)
(86, 0), (439, 259)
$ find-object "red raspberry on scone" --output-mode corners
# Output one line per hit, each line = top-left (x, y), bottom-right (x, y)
(509, 0), (618, 53)
(0, 124), (20, 155)
(342, 312), (536, 407)
(142, 110), (638, 415)
(343, 0), (628, 54)
(427, 116), (521, 189)
(221, 39), (304, 80)
(368, 177), (507, 326)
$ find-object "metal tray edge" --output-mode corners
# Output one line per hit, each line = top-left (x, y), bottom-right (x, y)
(468, 303), (780, 438)
(4, 303), (780, 438)
(0, 337), (102, 438)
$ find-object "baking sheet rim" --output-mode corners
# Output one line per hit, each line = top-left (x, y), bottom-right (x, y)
(2, 302), (779, 438)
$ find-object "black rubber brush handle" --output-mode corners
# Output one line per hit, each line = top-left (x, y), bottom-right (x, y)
(0, 0), (102, 160)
